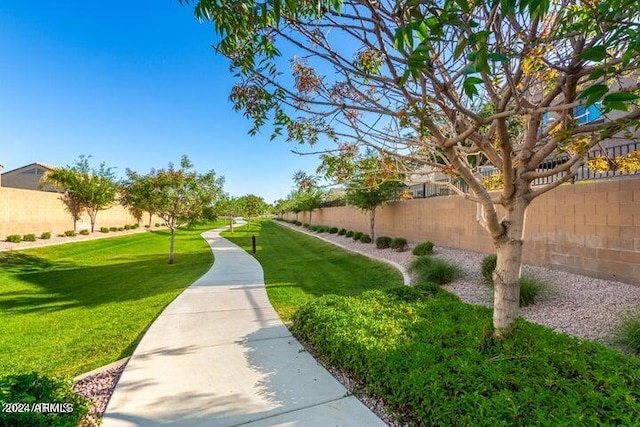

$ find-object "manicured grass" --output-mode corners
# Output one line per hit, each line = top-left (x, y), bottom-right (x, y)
(292, 287), (640, 426)
(0, 221), (224, 376)
(221, 220), (403, 321)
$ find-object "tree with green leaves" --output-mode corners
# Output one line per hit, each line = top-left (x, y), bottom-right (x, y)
(236, 194), (270, 223)
(342, 154), (407, 241)
(215, 194), (242, 231)
(186, 0), (640, 335)
(43, 155), (118, 233)
(120, 168), (158, 227)
(291, 171), (324, 224)
(133, 156), (225, 264)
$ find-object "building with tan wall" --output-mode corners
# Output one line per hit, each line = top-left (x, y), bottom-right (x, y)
(286, 178), (640, 286)
(1, 162), (57, 191)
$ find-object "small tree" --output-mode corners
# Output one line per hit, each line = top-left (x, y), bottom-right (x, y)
(141, 156), (225, 264)
(236, 194), (269, 223)
(291, 171), (323, 224)
(43, 155), (118, 232)
(215, 195), (242, 231)
(120, 168), (158, 227)
(342, 154), (407, 241)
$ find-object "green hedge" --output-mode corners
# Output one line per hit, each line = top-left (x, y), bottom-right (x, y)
(292, 289), (640, 426)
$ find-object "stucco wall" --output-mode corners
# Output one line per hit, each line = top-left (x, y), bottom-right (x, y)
(0, 187), (156, 237)
(286, 178), (640, 286)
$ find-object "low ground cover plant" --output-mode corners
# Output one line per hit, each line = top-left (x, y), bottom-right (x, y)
(0, 372), (90, 427)
(100, 227), (110, 233)
(410, 256), (461, 285)
(79, 229), (90, 236)
(412, 241), (434, 256)
(64, 230), (76, 237)
(376, 236), (392, 249)
(291, 288), (640, 426)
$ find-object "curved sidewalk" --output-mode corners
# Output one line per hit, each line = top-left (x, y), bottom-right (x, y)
(102, 227), (386, 427)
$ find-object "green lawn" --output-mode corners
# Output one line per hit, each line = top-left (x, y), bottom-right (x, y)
(221, 219), (403, 320)
(0, 221), (224, 376)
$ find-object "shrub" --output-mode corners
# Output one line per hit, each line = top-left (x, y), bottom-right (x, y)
(155, 223), (161, 227)
(109, 227), (118, 232)
(518, 274), (549, 307)
(22, 233), (37, 242)
(303, 223), (310, 229)
(40, 232), (52, 240)
(0, 372), (90, 427)
(5, 235), (21, 243)
(352, 231), (363, 241)
(329, 227), (339, 234)
(359, 234), (372, 243)
(295, 221), (302, 226)
(100, 227), (110, 233)
(79, 229), (90, 235)
(412, 241), (434, 256)
(291, 292), (640, 426)
(613, 311), (640, 355)
(64, 230), (76, 237)
(481, 254), (498, 284)
(132, 223), (140, 229)
(338, 228), (347, 235)
(124, 224), (131, 230)
(118, 227), (124, 231)
(410, 256), (462, 285)
(144, 225), (150, 229)
(376, 236), (392, 249)
(391, 237), (408, 252)
(345, 230), (354, 238)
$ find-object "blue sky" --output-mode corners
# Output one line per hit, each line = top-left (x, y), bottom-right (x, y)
(0, 1), (326, 203)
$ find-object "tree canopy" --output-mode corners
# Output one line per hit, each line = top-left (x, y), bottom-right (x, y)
(186, 0), (640, 334)
(43, 155), (118, 232)
(125, 156), (225, 264)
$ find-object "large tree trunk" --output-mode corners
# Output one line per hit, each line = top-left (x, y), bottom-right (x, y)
(168, 227), (176, 264)
(148, 212), (153, 228)
(492, 197), (529, 336)
(369, 208), (376, 241)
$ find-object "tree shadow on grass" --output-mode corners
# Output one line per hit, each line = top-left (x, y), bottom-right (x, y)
(0, 251), (211, 314)
(0, 251), (75, 274)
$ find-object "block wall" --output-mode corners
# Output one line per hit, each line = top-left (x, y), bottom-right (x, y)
(286, 179), (640, 285)
(0, 187), (158, 237)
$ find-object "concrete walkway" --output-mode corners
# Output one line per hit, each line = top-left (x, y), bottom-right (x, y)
(102, 227), (386, 427)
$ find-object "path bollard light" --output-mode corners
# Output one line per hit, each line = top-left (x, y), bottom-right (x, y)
(252, 235), (256, 254)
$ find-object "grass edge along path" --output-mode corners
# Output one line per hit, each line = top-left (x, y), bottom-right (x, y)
(220, 219), (403, 321)
(0, 221), (225, 377)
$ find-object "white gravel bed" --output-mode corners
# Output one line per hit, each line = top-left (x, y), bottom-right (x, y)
(278, 221), (640, 345)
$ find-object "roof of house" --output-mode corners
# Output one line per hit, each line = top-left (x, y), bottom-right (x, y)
(1, 162), (57, 175)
